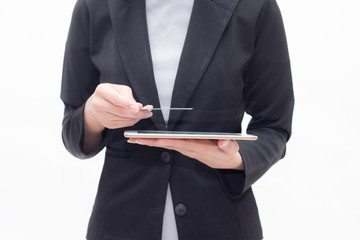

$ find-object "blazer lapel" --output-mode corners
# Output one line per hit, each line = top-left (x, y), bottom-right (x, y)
(167, 0), (240, 130)
(108, 0), (166, 130)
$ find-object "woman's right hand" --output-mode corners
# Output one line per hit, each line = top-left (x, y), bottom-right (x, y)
(84, 83), (153, 134)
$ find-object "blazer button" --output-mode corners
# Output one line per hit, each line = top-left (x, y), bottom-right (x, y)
(161, 151), (171, 164)
(175, 204), (187, 216)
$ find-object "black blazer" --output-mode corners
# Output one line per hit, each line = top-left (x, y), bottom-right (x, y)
(61, 0), (294, 239)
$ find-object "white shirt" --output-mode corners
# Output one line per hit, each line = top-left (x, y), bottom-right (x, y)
(145, 0), (194, 239)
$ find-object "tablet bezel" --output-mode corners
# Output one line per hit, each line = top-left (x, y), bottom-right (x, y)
(124, 130), (258, 141)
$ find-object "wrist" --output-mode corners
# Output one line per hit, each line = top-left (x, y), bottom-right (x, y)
(233, 152), (244, 171)
(84, 99), (105, 134)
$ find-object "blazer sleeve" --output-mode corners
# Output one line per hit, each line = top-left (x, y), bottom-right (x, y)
(60, 0), (109, 159)
(217, 0), (294, 199)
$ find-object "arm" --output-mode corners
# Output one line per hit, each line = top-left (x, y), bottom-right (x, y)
(216, 0), (294, 198)
(61, 0), (103, 159)
(130, 0), (294, 199)
(61, 0), (152, 158)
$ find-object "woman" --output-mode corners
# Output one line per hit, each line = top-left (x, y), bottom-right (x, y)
(61, 0), (294, 239)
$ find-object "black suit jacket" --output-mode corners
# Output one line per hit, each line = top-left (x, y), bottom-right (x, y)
(61, 0), (294, 239)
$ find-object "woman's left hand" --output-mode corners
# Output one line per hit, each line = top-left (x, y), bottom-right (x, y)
(127, 138), (244, 170)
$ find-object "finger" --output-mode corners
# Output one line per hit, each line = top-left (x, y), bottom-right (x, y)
(157, 139), (216, 152)
(107, 92), (142, 112)
(105, 112), (152, 121)
(127, 138), (177, 149)
(128, 139), (198, 158)
(105, 107), (153, 120)
(96, 84), (142, 111)
(114, 85), (136, 101)
(114, 85), (145, 112)
(130, 138), (216, 154)
(218, 140), (239, 154)
(127, 138), (160, 147)
(140, 105), (154, 111)
(93, 97), (152, 119)
(106, 119), (140, 129)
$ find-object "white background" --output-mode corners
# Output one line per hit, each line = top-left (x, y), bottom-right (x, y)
(0, 0), (359, 239)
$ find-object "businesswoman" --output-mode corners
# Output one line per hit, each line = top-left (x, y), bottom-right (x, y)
(61, 0), (294, 239)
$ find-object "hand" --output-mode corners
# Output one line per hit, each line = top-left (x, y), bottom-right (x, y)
(127, 138), (244, 170)
(84, 83), (153, 132)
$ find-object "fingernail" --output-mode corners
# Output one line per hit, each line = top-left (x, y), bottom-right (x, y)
(144, 105), (153, 111)
(145, 112), (153, 118)
(127, 139), (137, 144)
(130, 105), (139, 112)
(221, 140), (229, 148)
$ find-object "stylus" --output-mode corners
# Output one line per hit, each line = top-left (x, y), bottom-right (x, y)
(140, 108), (193, 111)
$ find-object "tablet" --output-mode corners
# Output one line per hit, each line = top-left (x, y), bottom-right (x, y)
(124, 130), (257, 140)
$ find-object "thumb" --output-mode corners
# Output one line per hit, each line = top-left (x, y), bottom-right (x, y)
(115, 85), (143, 110)
(116, 85), (136, 101)
(218, 140), (230, 150)
(218, 140), (238, 153)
